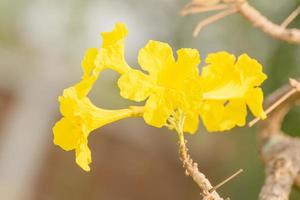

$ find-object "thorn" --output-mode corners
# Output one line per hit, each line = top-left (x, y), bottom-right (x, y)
(281, 5), (300, 28)
(193, 163), (198, 168)
(185, 169), (190, 176)
(209, 169), (243, 193)
(289, 78), (300, 90)
(193, 7), (237, 37)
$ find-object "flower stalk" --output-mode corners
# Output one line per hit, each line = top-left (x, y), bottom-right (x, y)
(168, 110), (224, 200)
(169, 110), (243, 200)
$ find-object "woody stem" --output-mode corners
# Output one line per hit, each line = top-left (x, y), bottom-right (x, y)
(172, 111), (224, 200)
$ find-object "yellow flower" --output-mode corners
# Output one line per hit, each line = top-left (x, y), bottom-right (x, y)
(53, 22), (268, 172)
(118, 40), (202, 133)
(53, 87), (141, 171)
(52, 25), (143, 171)
(199, 52), (267, 131)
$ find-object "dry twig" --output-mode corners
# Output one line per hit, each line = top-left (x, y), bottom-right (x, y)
(181, 4), (228, 16)
(181, 0), (300, 44)
(193, 7), (238, 37)
(281, 5), (300, 28)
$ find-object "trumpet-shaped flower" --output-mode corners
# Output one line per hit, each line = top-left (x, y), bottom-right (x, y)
(199, 52), (267, 131)
(53, 22), (268, 172)
(118, 41), (202, 133)
(53, 87), (141, 171)
(52, 27), (143, 171)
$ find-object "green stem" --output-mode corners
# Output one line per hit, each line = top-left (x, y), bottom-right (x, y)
(176, 125), (185, 145)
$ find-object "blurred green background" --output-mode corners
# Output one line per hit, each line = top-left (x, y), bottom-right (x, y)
(0, 0), (300, 199)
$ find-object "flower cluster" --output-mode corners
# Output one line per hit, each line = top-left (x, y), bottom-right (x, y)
(52, 23), (267, 171)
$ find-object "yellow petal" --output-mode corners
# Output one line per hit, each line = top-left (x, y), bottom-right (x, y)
(156, 48), (200, 90)
(183, 111), (199, 134)
(118, 69), (153, 101)
(53, 118), (83, 151)
(75, 143), (92, 172)
(202, 52), (236, 82)
(143, 91), (175, 128)
(235, 54), (267, 87)
(101, 23), (128, 47)
(246, 87), (266, 119)
(205, 51), (236, 67)
(200, 52), (246, 100)
(200, 99), (247, 132)
(74, 78), (97, 99)
(59, 89), (78, 117)
(138, 40), (175, 80)
(75, 48), (101, 98)
(202, 81), (247, 100)
(176, 48), (200, 76)
(223, 99), (247, 128)
(97, 23), (130, 74)
(200, 100), (225, 132)
(81, 48), (99, 79)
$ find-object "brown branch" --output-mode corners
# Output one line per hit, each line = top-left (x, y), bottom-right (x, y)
(257, 79), (300, 200)
(181, 0), (300, 44)
(258, 135), (300, 200)
(237, 1), (300, 44)
(170, 111), (242, 200)
(167, 111), (226, 200)
(193, 7), (238, 37)
(178, 139), (244, 200)
(179, 140), (224, 200)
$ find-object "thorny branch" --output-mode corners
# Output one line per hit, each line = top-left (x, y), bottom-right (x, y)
(181, 0), (300, 44)
(255, 79), (300, 200)
(179, 139), (224, 200)
(168, 111), (242, 200)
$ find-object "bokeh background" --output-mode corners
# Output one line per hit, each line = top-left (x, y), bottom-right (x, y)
(0, 0), (300, 199)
